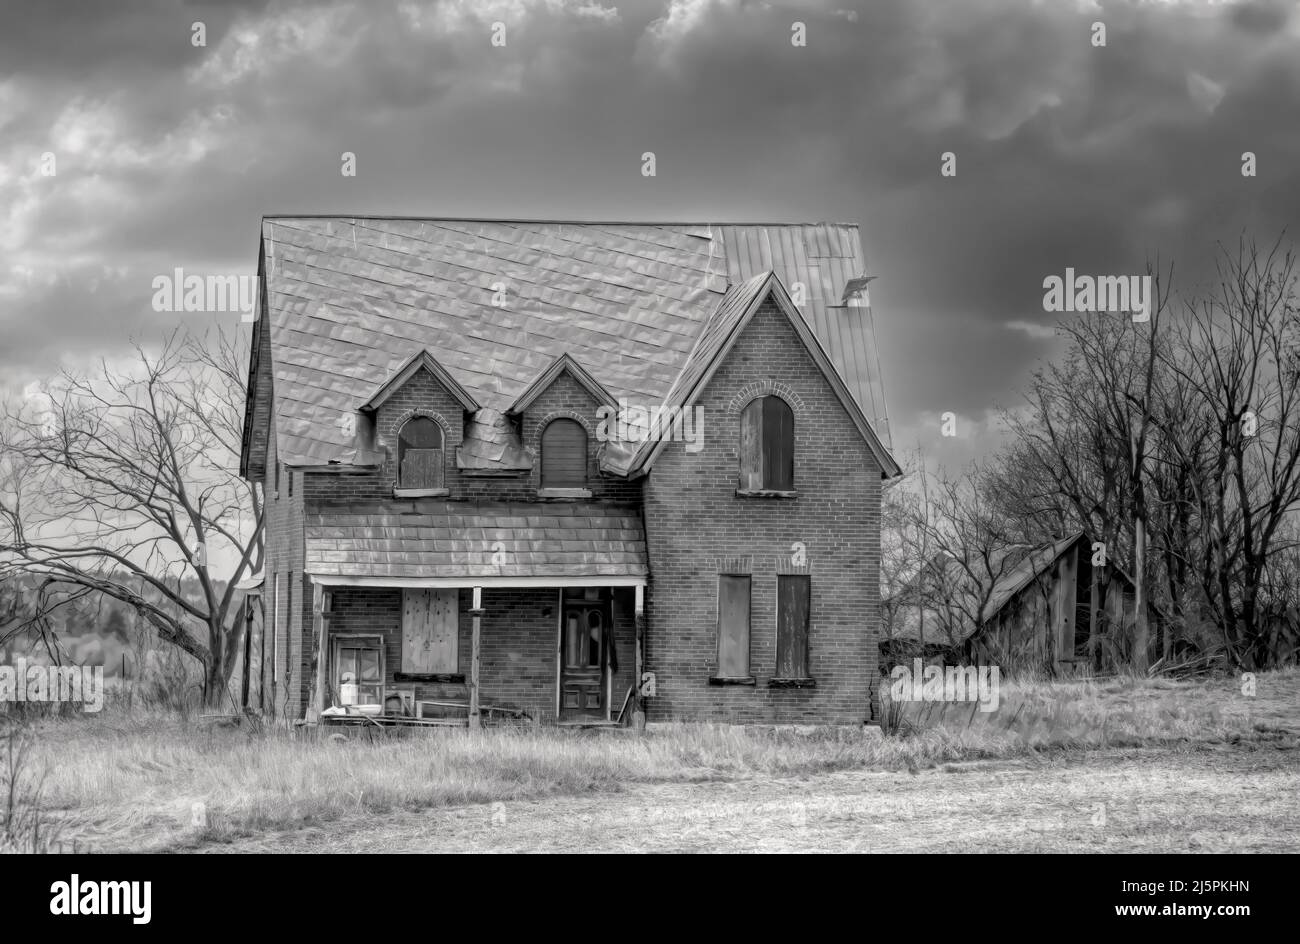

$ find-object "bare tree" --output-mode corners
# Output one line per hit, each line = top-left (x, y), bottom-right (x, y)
(0, 328), (263, 706)
(1161, 237), (1300, 668)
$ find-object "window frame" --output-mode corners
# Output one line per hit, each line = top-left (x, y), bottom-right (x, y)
(710, 574), (755, 685)
(394, 415), (447, 496)
(331, 633), (386, 709)
(737, 395), (796, 497)
(539, 417), (590, 495)
(772, 574), (814, 686)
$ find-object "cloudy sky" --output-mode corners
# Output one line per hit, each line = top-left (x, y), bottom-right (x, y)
(1, 0), (1298, 469)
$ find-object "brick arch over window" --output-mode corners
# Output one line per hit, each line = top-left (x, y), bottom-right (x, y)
(387, 408), (452, 442)
(529, 409), (592, 451)
(539, 415), (589, 489)
(726, 380), (805, 418)
(388, 409), (451, 490)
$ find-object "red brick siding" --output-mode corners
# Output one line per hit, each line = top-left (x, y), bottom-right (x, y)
(642, 298), (883, 724)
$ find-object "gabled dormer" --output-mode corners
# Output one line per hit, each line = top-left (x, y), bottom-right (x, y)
(508, 353), (618, 497)
(358, 350), (479, 498)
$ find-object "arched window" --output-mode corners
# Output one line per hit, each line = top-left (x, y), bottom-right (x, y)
(739, 395), (794, 491)
(397, 417), (444, 490)
(541, 418), (587, 489)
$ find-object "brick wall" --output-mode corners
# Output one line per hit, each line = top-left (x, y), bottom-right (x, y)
(642, 297), (883, 724)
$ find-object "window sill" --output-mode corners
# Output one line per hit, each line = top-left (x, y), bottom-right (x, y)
(394, 672), (464, 684)
(768, 677), (816, 689)
(393, 487), (449, 498)
(708, 676), (756, 686)
(735, 488), (798, 499)
(538, 487), (592, 499)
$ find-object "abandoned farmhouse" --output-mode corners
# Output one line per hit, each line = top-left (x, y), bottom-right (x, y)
(238, 218), (901, 727)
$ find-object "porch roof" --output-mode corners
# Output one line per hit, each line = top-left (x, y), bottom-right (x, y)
(305, 500), (648, 583)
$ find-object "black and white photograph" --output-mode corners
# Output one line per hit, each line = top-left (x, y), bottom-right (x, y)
(0, 0), (1296, 896)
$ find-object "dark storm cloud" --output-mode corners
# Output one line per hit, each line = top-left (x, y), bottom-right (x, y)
(1, 0), (1298, 470)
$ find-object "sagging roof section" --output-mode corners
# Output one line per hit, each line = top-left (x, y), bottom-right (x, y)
(247, 218), (895, 478)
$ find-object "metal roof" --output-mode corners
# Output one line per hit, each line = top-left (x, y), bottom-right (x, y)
(255, 218), (892, 471)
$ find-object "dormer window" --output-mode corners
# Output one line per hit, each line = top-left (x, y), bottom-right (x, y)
(541, 418), (587, 490)
(397, 417), (444, 490)
(739, 395), (794, 493)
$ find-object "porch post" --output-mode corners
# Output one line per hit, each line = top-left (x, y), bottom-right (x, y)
(469, 585), (483, 730)
(308, 584), (331, 722)
(633, 583), (646, 732)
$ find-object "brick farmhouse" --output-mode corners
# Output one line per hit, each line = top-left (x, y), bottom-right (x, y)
(239, 218), (899, 727)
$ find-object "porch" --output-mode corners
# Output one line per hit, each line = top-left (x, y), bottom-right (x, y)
(302, 500), (649, 728)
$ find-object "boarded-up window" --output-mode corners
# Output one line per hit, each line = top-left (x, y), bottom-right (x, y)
(717, 575), (751, 678)
(398, 417), (444, 489)
(776, 575), (810, 679)
(739, 396), (794, 490)
(541, 418), (587, 489)
(402, 588), (458, 674)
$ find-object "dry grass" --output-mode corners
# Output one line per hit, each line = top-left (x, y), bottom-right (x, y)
(12, 668), (1297, 852)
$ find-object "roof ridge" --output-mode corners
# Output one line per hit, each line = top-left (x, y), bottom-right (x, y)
(262, 215), (860, 227)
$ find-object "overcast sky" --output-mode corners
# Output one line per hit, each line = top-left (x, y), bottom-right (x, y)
(2, 0), (1298, 470)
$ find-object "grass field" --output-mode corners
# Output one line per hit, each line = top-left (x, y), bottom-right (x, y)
(4, 669), (1297, 853)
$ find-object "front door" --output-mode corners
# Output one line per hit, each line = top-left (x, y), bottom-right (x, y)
(559, 589), (610, 720)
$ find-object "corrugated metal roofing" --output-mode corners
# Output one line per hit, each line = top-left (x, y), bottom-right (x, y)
(305, 501), (648, 579)
(258, 218), (891, 469)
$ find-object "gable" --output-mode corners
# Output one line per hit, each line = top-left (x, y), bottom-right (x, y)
(622, 276), (899, 479)
(508, 353), (616, 416)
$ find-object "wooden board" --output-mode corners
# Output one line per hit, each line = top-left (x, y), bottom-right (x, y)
(402, 588), (458, 674)
(776, 574), (810, 678)
(740, 399), (763, 490)
(763, 396), (794, 490)
(717, 575), (751, 678)
(541, 419), (587, 488)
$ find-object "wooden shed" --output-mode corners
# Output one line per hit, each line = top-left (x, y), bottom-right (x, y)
(885, 532), (1162, 675)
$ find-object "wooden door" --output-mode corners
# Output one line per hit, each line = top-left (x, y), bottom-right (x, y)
(402, 588), (459, 675)
(560, 591), (610, 719)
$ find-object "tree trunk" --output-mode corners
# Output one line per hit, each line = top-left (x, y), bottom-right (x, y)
(1133, 516), (1148, 672)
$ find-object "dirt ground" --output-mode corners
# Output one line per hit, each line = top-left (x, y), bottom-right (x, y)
(199, 744), (1299, 853)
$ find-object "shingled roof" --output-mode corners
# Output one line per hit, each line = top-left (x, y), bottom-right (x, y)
(306, 501), (648, 583)
(244, 217), (894, 477)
